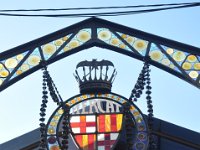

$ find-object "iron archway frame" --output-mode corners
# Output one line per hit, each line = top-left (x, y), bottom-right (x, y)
(0, 17), (200, 92)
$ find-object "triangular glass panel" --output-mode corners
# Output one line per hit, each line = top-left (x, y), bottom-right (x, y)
(97, 28), (133, 53)
(10, 48), (41, 80)
(0, 51), (29, 82)
(58, 28), (92, 55)
(149, 43), (181, 73)
(161, 45), (200, 80)
(42, 34), (73, 60)
(117, 32), (149, 56)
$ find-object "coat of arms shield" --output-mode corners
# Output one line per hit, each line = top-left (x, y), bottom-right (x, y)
(70, 113), (123, 150)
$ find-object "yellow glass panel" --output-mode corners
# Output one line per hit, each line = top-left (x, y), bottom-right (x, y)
(48, 128), (55, 134)
(77, 30), (91, 42)
(110, 38), (120, 46)
(136, 117), (142, 123)
(98, 30), (112, 41)
(54, 39), (63, 46)
(119, 44), (126, 49)
(77, 97), (81, 101)
(133, 111), (140, 116)
(172, 51), (186, 62)
(82, 95), (87, 99)
(0, 70), (9, 77)
(43, 44), (56, 55)
(63, 46), (70, 52)
(133, 40), (147, 51)
(194, 63), (200, 70)
(5, 58), (18, 69)
(27, 55), (41, 66)
(58, 109), (64, 115)
(121, 34), (127, 39)
(50, 121), (57, 127)
(187, 55), (197, 62)
(150, 50), (163, 61)
(62, 36), (68, 41)
(16, 54), (24, 60)
(16, 70), (22, 75)
(71, 99), (76, 104)
(130, 105), (135, 111)
(21, 64), (29, 72)
(182, 62), (192, 70)
(189, 71), (198, 78)
(53, 115), (60, 120)
(161, 59), (170, 66)
(125, 36), (135, 44)
(69, 40), (80, 48)
(166, 48), (174, 55)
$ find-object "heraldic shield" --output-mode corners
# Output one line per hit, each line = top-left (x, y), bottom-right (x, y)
(70, 113), (123, 150)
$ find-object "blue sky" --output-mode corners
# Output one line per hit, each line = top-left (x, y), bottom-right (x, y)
(0, 0), (200, 144)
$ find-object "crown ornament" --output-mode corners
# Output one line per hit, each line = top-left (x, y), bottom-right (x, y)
(74, 59), (117, 93)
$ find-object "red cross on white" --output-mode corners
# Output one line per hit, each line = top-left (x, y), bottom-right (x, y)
(70, 115), (96, 134)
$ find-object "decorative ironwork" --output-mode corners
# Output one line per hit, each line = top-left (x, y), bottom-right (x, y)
(46, 93), (149, 150)
(74, 59), (117, 93)
(43, 59), (149, 149)
(40, 65), (71, 149)
(39, 67), (49, 149)
(129, 62), (147, 102)
(0, 18), (200, 92)
(129, 60), (157, 149)
(144, 63), (157, 150)
(123, 102), (134, 150)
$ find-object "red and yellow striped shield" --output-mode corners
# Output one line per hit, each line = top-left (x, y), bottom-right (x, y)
(70, 114), (123, 150)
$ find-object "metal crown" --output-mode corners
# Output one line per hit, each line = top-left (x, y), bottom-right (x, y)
(74, 59), (117, 94)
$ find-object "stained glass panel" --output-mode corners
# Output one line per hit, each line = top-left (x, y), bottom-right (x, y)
(149, 43), (179, 72)
(42, 34), (72, 60)
(117, 32), (149, 56)
(58, 28), (91, 55)
(161, 45), (200, 81)
(0, 51), (29, 84)
(97, 28), (134, 53)
(9, 48), (41, 80)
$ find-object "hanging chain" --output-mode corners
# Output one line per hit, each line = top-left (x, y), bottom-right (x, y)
(129, 63), (146, 102)
(129, 62), (157, 149)
(61, 109), (70, 150)
(145, 63), (157, 150)
(39, 67), (49, 149)
(123, 102), (134, 150)
(44, 67), (70, 150)
(45, 68), (62, 105)
(39, 65), (70, 150)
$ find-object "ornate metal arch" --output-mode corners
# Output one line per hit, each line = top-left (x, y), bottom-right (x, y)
(0, 17), (200, 92)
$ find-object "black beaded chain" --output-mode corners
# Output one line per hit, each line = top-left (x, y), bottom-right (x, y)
(129, 62), (157, 149)
(123, 102), (134, 150)
(61, 108), (70, 150)
(39, 67), (49, 149)
(129, 63), (147, 102)
(39, 66), (70, 150)
(145, 64), (157, 150)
